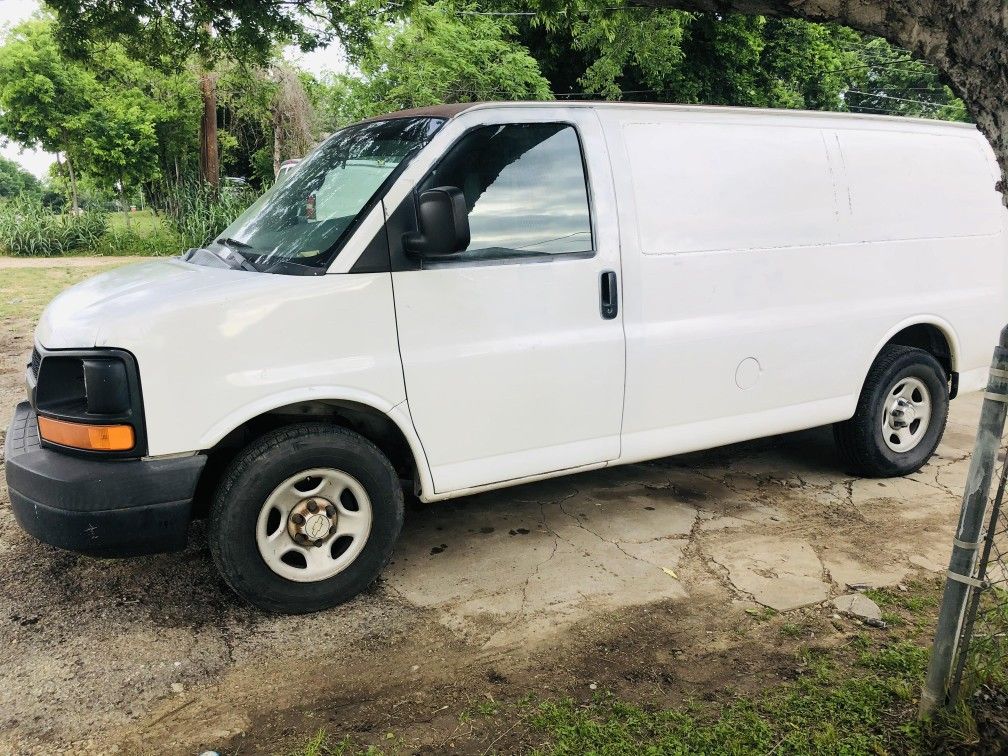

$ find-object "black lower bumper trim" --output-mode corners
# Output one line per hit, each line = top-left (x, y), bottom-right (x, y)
(10, 490), (193, 557)
(5, 401), (206, 556)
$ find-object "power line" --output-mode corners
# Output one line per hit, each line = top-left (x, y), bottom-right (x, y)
(845, 89), (949, 109)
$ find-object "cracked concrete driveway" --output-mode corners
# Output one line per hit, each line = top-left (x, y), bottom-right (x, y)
(0, 267), (983, 754)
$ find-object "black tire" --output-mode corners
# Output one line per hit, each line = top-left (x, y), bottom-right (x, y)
(208, 423), (404, 613)
(834, 344), (949, 477)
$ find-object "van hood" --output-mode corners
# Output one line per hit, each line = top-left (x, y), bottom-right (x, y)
(36, 258), (268, 349)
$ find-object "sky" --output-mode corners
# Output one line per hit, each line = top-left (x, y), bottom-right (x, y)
(0, 0), (344, 179)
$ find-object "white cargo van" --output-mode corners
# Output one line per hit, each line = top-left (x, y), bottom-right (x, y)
(7, 102), (1006, 612)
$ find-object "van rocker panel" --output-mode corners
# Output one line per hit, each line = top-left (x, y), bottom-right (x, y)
(5, 402), (206, 556)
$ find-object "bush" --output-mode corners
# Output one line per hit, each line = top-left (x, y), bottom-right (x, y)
(94, 226), (183, 256)
(0, 197), (108, 256)
(161, 179), (257, 250)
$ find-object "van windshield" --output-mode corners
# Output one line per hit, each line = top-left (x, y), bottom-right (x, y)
(208, 117), (444, 274)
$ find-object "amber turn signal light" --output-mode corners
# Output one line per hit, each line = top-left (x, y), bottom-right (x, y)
(37, 416), (135, 452)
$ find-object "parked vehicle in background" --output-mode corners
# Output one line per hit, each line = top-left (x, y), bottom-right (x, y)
(6, 102), (1006, 613)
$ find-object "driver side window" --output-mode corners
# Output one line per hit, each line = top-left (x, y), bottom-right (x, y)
(420, 123), (593, 262)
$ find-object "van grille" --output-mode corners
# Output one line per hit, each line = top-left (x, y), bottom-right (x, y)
(29, 347), (41, 380)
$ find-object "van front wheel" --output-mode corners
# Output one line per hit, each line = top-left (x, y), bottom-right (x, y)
(208, 423), (404, 613)
(834, 345), (949, 477)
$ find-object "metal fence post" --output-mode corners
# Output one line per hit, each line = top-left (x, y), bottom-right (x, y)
(920, 325), (1008, 717)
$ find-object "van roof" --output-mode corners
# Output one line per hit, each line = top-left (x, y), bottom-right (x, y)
(368, 100), (976, 132)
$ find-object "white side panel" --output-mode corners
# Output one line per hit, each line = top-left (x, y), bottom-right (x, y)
(625, 122), (839, 255)
(600, 108), (1008, 463)
(837, 130), (1001, 242)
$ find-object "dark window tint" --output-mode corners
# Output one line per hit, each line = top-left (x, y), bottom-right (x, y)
(421, 123), (592, 261)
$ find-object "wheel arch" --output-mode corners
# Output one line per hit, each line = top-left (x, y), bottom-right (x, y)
(870, 314), (955, 374)
(868, 317), (960, 387)
(191, 390), (433, 515)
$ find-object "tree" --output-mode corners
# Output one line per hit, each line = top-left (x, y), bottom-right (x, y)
(0, 19), (98, 210)
(0, 155), (42, 200)
(77, 93), (160, 228)
(0, 18), (178, 214)
(512, 3), (964, 119)
(319, 1), (552, 127)
(269, 65), (317, 178)
(41, 0), (389, 188)
(217, 60), (318, 184)
(842, 35), (967, 121)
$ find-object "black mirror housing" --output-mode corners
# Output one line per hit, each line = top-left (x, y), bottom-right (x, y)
(403, 186), (470, 257)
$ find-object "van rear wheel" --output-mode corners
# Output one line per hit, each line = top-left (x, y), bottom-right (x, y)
(833, 344), (949, 477)
(208, 423), (403, 613)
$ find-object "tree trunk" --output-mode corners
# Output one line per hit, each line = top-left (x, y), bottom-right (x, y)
(273, 100), (283, 179)
(199, 69), (220, 188)
(60, 151), (80, 214)
(644, 0), (1008, 198)
(119, 180), (131, 230)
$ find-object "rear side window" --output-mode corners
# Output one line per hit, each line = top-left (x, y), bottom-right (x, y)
(421, 123), (593, 262)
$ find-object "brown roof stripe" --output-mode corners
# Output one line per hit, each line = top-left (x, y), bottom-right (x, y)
(359, 102), (480, 123)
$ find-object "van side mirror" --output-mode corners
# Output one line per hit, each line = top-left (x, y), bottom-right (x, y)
(403, 186), (470, 257)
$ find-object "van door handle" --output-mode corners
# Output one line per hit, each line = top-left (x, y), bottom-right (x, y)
(600, 270), (618, 320)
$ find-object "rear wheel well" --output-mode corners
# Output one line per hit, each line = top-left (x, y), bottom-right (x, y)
(884, 323), (954, 379)
(191, 400), (417, 517)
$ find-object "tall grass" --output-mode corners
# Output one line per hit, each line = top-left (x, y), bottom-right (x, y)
(93, 226), (183, 256)
(161, 179), (257, 249)
(0, 197), (108, 256)
(0, 179), (259, 257)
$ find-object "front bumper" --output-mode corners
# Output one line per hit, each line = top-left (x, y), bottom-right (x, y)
(5, 402), (206, 556)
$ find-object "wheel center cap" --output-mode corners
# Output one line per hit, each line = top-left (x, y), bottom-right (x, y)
(287, 497), (338, 547)
(890, 398), (916, 429)
(305, 513), (330, 540)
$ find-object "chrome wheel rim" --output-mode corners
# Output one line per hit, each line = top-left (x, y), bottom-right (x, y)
(255, 467), (372, 583)
(881, 376), (932, 453)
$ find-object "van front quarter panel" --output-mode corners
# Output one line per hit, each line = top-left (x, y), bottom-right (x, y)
(41, 260), (408, 457)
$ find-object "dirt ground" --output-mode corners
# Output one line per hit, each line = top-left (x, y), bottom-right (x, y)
(0, 258), (984, 755)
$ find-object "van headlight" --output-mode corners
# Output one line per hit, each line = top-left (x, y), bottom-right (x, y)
(30, 347), (146, 456)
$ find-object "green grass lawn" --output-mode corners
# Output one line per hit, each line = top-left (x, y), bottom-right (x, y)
(107, 208), (161, 235)
(0, 263), (135, 320)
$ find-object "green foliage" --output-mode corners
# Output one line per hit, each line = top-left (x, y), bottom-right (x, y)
(0, 16), (185, 209)
(529, 643), (932, 755)
(0, 0), (970, 264)
(0, 156), (42, 199)
(0, 196), (107, 256)
(41, 0), (389, 70)
(318, 1), (552, 126)
(843, 36), (968, 121)
(160, 179), (257, 249)
(514, 2), (965, 119)
(78, 90), (161, 194)
(286, 729), (385, 756)
(217, 62), (317, 184)
(94, 225), (181, 257)
(960, 593), (1008, 692)
(0, 18), (96, 155)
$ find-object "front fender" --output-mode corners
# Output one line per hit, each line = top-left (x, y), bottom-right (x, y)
(196, 388), (436, 500)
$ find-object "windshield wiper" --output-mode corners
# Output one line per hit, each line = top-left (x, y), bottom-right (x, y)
(213, 238), (260, 272)
(216, 236), (254, 250)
